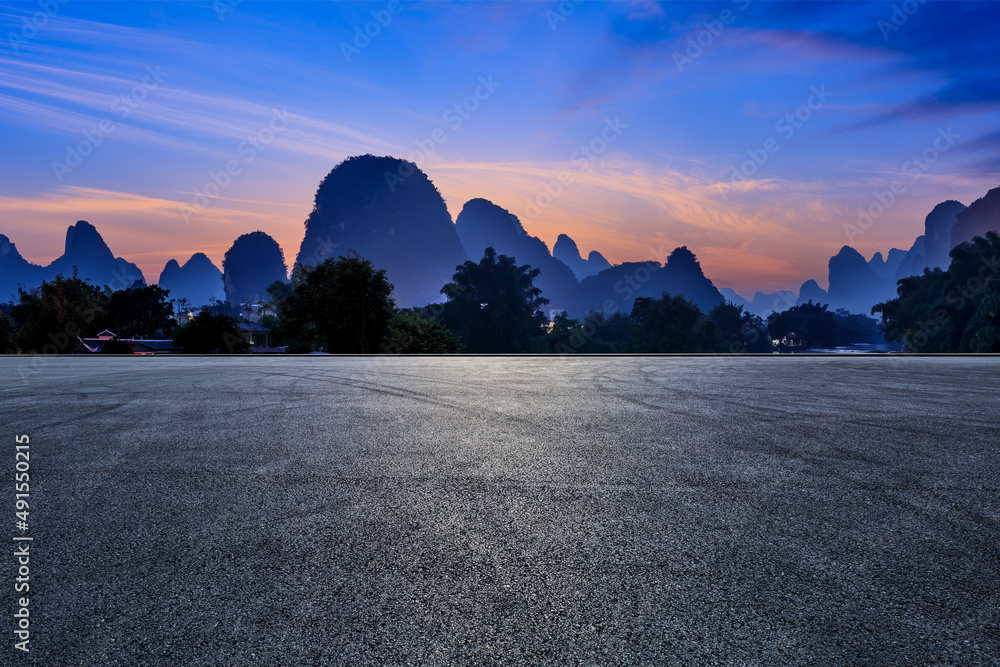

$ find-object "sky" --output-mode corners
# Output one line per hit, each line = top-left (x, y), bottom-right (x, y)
(1, 0), (998, 296)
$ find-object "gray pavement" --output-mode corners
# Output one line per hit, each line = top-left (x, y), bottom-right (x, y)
(1, 356), (998, 665)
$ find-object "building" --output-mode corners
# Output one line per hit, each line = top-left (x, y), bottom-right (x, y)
(75, 330), (175, 354)
(236, 322), (283, 353)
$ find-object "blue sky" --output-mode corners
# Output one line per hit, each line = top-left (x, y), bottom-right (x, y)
(1, 0), (998, 294)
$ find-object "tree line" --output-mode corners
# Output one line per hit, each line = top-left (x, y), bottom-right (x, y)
(3, 237), (996, 354)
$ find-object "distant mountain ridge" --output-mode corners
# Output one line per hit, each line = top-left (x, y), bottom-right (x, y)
(2, 164), (997, 321)
(563, 246), (723, 318)
(158, 253), (224, 306)
(552, 234), (611, 280)
(0, 220), (144, 301)
(723, 186), (997, 318)
(455, 198), (577, 311)
(951, 186), (1000, 248)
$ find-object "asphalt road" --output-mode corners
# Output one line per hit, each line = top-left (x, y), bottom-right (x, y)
(1, 356), (998, 665)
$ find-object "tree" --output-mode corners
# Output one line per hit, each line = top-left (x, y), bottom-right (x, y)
(588, 310), (632, 352)
(440, 247), (549, 353)
(11, 274), (106, 354)
(105, 284), (174, 339)
(833, 309), (881, 346)
(708, 302), (770, 352)
(629, 292), (725, 353)
(172, 311), (248, 354)
(0, 311), (15, 353)
(545, 310), (625, 353)
(547, 313), (586, 353)
(382, 311), (461, 353)
(767, 301), (838, 349)
(282, 252), (396, 353)
(171, 297), (192, 324)
(874, 232), (1000, 352)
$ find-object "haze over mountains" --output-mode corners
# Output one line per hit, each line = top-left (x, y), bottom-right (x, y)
(2, 156), (998, 319)
(553, 234), (611, 280)
(158, 253), (223, 307)
(0, 220), (144, 301)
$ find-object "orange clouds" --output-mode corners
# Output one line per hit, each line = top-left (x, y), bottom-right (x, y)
(0, 187), (309, 283)
(1, 161), (991, 296)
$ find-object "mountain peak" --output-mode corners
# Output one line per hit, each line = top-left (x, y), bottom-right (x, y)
(296, 154), (468, 307)
(833, 245), (866, 262)
(666, 246), (701, 271)
(455, 196), (577, 308)
(553, 233), (609, 280)
(158, 253), (223, 306)
(224, 231), (288, 304)
(950, 186), (999, 248)
(459, 198), (529, 239)
(64, 220), (107, 257)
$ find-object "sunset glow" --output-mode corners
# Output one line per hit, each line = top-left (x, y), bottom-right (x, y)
(2, 1), (998, 296)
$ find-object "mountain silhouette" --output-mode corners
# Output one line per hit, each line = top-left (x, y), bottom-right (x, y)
(552, 233), (611, 280)
(0, 234), (46, 301)
(0, 220), (144, 301)
(828, 245), (895, 314)
(563, 246), (722, 318)
(796, 279), (828, 307)
(158, 253), (225, 306)
(49, 220), (145, 289)
(894, 236), (926, 282)
(923, 200), (967, 270)
(867, 249), (906, 281)
(748, 290), (797, 318)
(719, 287), (749, 309)
(455, 198), (577, 310)
(295, 154), (468, 307)
(951, 186), (1000, 249)
(223, 231), (287, 304)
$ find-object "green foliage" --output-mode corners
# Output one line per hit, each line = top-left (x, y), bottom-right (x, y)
(382, 310), (461, 353)
(767, 301), (838, 349)
(833, 309), (881, 346)
(10, 274), (106, 354)
(105, 284), (174, 339)
(546, 310), (629, 353)
(547, 313), (586, 353)
(257, 313), (279, 330)
(172, 311), (248, 354)
(708, 302), (770, 352)
(874, 232), (1000, 352)
(589, 310), (633, 352)
(282, 252), (396, 353)
(441, 247), (549, 353)
(0, 311), (15, 353)
(629, 293), (725, 353)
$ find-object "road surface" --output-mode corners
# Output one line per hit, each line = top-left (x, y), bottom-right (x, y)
(2, 356), (998, 665)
